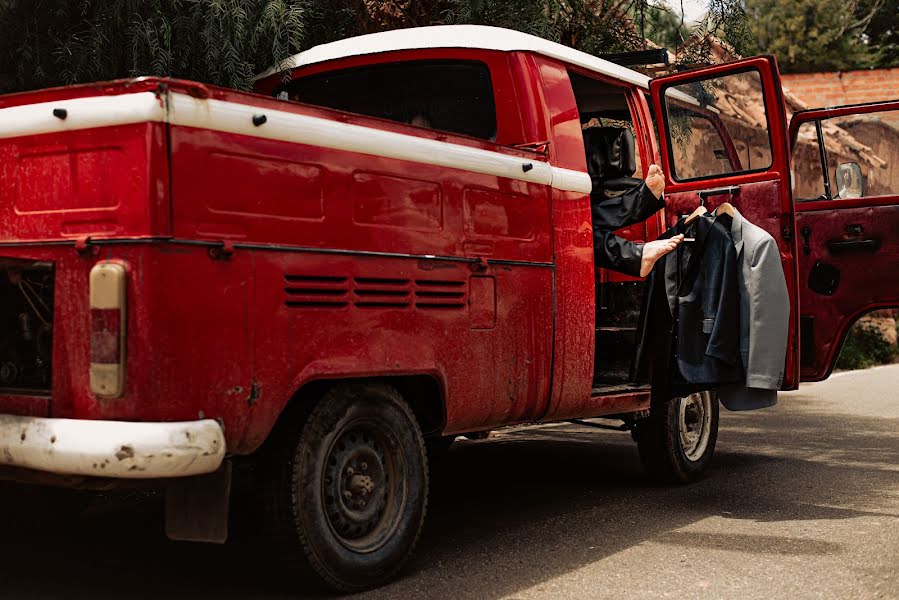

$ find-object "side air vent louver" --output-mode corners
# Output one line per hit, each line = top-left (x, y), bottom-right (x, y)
(414, 279), (466, 309)
(284, 274), (467, 310)
(284, 274), (349, 308)
(353, 277), (412, 308)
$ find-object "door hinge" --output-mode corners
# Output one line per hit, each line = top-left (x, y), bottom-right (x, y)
(208, 240), (235, 260)
(781, 225), (793, 241)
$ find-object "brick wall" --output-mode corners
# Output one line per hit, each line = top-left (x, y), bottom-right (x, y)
(782, 68), (899, 109)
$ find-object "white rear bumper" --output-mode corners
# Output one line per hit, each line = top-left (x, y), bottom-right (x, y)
(0, 415), (225, 479)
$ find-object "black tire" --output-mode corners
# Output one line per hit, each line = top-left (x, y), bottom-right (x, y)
(258, 383), (428, 592)
(633, 390), (719, 484)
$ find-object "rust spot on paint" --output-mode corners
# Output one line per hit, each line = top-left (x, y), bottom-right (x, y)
(247, 381), (260, 406)
(115, 445), (135, 461)
(50, 436), (56, 444)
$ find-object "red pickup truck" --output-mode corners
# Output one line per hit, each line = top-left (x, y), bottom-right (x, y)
(0, 24), (895, 591)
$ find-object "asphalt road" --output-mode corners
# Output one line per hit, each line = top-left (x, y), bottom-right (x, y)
(3, 364), (898, 599)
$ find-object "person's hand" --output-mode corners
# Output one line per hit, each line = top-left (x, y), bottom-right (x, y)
(646, 163), (665, 199)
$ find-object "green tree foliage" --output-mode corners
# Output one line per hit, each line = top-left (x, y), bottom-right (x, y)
(859, 0), (899, 67)
(0, 0), (751, 94)
(746, 0), (893, 72)
(0, 0), (309, 93)
(835, 322), (897, 370)
(636, 3), (691, 50)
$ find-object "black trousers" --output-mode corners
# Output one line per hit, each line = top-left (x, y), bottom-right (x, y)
(591, 182), (665, 277)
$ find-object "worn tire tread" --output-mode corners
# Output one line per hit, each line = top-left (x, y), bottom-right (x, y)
(257, 383), (428, 592)
(634, 392), (718, 484)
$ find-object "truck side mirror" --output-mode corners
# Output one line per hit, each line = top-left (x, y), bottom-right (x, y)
(834, 162), (864, 199)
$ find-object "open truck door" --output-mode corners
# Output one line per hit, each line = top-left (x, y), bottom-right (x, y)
(649, 57), (800, 389)
(789, 101), (899, 381)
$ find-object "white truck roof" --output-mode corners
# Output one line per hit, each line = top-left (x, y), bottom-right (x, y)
(256, 24), (653, 89)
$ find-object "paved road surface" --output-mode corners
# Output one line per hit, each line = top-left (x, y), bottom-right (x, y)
(3, 365), (898, 599)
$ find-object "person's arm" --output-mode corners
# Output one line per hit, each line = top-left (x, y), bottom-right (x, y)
(590, 182), (665, 230)
(590, 164), (667, 229)
(592, 230), (644, 277)
(591, 164), (680, 277)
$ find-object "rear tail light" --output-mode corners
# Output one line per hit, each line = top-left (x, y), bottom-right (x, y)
(89, 262), (127, 397)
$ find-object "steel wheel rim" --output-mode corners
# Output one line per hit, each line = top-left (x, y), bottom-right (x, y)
(678, 391), (712, 462)
(321, 418), (407, 553)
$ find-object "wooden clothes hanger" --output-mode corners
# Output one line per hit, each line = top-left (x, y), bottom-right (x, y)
(715, 201), (736, 217)
(684, 205), (707, 224)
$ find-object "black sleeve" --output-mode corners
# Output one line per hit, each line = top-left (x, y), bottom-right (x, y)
(590, 182), (665, 278)
(590, 182), (665, 230)
(593, 231), (643, 277)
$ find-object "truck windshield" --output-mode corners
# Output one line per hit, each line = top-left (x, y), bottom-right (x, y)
(279, 60), (498, 141)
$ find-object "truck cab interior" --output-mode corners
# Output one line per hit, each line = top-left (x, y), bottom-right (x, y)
(569, 70), (652, 390)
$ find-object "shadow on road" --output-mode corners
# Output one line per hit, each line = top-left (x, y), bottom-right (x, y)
(1, 398), (897, 599)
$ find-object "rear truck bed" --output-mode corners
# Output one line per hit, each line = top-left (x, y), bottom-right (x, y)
(0, 79), (230, 480)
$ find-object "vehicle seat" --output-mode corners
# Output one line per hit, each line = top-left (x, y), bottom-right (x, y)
(582, 127), (642, 195)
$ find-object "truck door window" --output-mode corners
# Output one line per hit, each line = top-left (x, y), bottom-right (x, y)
(792, 108), (899, 201)
(822, 110), (898, 199)
(791, 120), (828, 201)
(662, 69), (773, 182)
(279, 60), (497, 141)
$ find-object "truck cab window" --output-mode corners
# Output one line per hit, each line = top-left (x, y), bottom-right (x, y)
(280, 60), (498, 141)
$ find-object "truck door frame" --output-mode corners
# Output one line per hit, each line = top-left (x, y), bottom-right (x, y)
(789, 99), (899, 381)
(648, 56), (800, 389)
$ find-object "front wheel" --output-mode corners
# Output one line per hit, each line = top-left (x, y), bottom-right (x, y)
(258, 383), (428, 592)
(633, 390), (719, 483)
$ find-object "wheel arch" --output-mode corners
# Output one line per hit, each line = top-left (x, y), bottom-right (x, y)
(803, 304), (899, 382)
(246, 374), (447, 455)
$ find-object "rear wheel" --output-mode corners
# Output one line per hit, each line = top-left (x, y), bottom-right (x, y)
(258, 383), (428, 592)
(633, 390), (718, 483)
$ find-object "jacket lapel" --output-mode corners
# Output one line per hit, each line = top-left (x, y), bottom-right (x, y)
(675, 215), (713, 296)
(714, 206), (744, 257)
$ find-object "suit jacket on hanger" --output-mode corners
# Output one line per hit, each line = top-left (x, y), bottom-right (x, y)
(713, 206), (790, 410)
(631, 212), (743, 398)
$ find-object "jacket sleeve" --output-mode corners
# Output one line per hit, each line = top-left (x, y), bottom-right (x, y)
(590, 182), (665, 230)
(590, 182), (665, 278)
(745, 236), (790, 389)
(593, 231), (643, 277)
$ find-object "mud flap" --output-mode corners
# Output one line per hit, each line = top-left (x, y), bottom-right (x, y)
(165, 460), (231, 543)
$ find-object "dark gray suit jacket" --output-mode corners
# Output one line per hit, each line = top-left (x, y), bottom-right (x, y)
(715, 207), (790, 411)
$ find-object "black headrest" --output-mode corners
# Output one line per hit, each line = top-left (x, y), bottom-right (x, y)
(582, 127), (638, 193)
